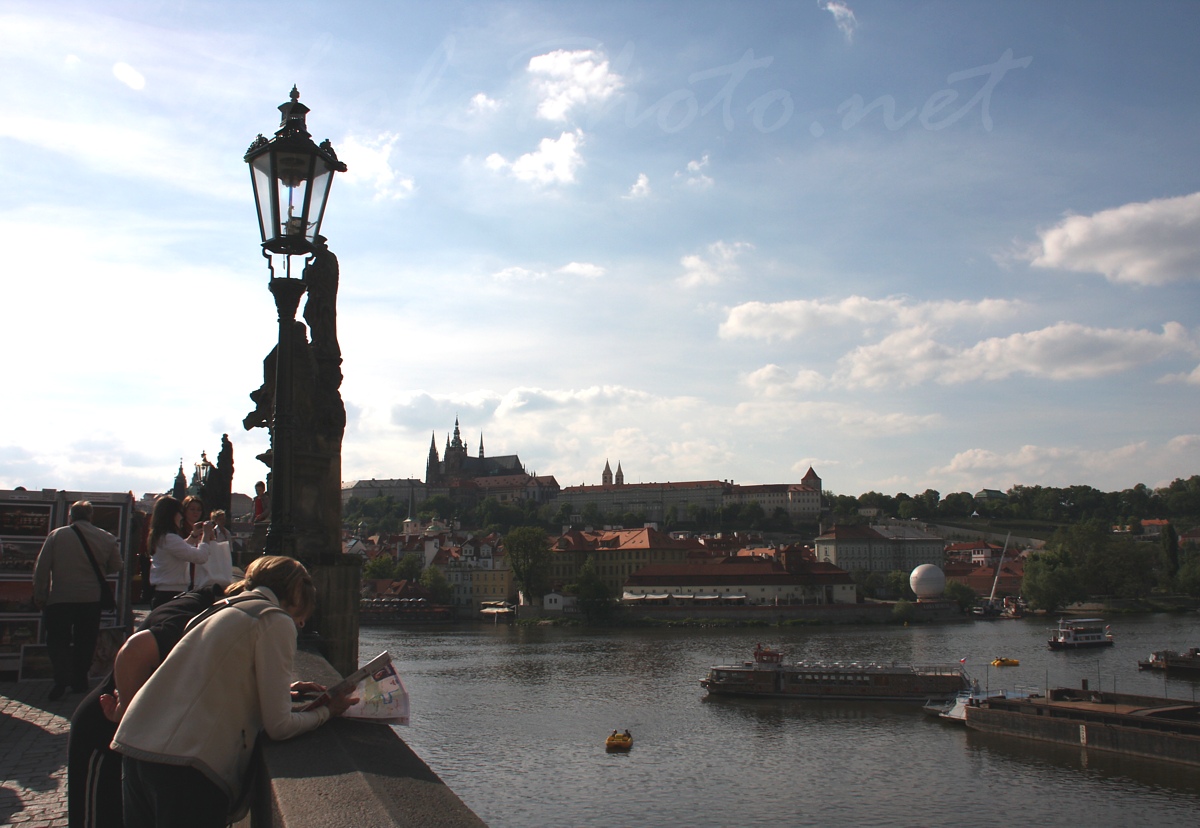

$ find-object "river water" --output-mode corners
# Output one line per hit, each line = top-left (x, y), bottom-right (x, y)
(361, 614), (1200, 827)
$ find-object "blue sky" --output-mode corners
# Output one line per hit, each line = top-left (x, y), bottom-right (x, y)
(2, 1), (1199, 501)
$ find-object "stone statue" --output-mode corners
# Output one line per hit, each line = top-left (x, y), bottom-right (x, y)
(243, 239), (345, 566)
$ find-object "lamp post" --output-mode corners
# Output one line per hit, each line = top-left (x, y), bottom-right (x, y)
(244, 87), (346, 559)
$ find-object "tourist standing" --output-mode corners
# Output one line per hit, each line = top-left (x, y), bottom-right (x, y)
(249, 481), (270, 554)
(146, 496), (211, 608)
(193, 510), (234, 590)
(32, 501), (122, 701)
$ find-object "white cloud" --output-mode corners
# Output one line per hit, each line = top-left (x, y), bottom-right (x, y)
(0, 113), (239, 200)
(837, 321), (1194, 388)
(624, 173), (650, 199)
(676, 154), (714, 190)
(527, 49), (624, 122)
(557, 262), (606, 279)
(339, 132), (414, 200)
(678, 240), (753, 288)
(1162, 364), (1200, 385)
(1028, 191), (1200, 285)
(468, 92), (500, 114)
(492, 266), (546, 282)
(112, 61), (145, 90)
(719, 296), (1020, 341)
(734, 398), (941, 436)
(744, 364), (827, 396)
(486, 130), (584, 185)
(820, 1), (858, 43)
(491, 262), (605, 282)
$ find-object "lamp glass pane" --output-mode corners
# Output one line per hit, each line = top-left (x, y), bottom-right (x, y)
(306, 164), (333, 241)
(250, 154), (276, 244)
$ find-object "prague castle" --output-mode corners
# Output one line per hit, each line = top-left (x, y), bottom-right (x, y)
(344, 419), (823, 524)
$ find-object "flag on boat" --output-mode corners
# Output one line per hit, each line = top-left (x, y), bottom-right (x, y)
(959, 657), (967, 664)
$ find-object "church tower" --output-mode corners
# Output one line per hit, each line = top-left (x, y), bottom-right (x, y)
(444, 417), (468, 476)
(425, 432), (441, 485)
(602, 460), (613, 486)
(615, 462), (624, 486)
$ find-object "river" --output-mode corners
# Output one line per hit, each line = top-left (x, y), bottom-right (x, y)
(361, 613), (1200, 827)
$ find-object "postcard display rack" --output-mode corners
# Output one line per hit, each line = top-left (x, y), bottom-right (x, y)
(0, 489), (134, 680)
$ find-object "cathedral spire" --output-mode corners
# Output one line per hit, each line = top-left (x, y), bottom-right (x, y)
(602, 459), (613, 486)
(479, 433), (485, 458)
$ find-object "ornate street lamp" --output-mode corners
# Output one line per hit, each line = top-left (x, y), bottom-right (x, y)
(245, 87), (346, 557)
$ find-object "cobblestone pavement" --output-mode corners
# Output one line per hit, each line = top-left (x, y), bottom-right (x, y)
(0, 680), (77, 827)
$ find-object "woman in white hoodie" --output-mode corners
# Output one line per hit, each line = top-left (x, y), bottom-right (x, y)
(112, 556), (355, 828)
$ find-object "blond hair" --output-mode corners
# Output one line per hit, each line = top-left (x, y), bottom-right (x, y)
(227, 556), (316, 619)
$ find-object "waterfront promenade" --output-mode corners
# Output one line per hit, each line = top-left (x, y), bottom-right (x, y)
(0, 678), (72, 826)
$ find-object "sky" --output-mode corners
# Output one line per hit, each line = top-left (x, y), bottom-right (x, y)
(2, 0), (1199, 502)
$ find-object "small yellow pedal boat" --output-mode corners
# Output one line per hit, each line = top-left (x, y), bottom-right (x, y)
(605, 730), (633, 751)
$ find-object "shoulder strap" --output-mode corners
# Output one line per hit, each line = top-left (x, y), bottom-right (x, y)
(184, 592), (287, 633)
(70, 525), (109, 591)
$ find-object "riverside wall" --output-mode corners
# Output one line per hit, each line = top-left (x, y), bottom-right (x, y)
(611, 599), (961, 624)
(236, 649), (486, 828)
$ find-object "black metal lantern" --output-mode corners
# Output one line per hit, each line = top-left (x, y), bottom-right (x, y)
(245, 87), (347, 257)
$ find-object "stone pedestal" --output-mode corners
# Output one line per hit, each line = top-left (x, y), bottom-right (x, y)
(308, 563), (361, 678)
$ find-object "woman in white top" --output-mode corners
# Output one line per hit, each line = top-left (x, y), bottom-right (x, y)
(147, 496), (211, 608)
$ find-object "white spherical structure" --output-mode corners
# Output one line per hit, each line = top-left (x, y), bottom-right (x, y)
(909, 564), (946, 600)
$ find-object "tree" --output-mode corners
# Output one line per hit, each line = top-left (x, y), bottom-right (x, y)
(892, 600), (917, 623)
(571, 556), (614, 623)
(362, 554), (399, 581)
(742, 501), (766, 530)
(885, 570), (916, 601)
(396, 552), (424, 582)
(943, 580), (977, 613)
(504, 526), (552, 604)
(1162, 524), (1181, 584)
(939, 492), (976, 518)
(1021, 550), (1084, 612)
(420, 565), (453, 604)
(419, 495), (455, 522)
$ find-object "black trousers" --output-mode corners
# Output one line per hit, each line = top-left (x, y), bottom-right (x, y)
(68, 678), (120, 828)
(121, 756), (230, 828)
(43, 601), (100, 689)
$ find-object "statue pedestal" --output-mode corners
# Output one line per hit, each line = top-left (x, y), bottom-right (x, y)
(308, 563), (361, 678)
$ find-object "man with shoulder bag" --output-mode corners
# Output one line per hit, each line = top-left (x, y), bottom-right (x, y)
(33, 501), (122, 700)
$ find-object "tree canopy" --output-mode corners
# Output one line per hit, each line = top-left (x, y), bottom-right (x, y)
(503, 526), (552, 604)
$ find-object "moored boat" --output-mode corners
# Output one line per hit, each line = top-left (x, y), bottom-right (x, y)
(923, 685), (1037, 723)
(1138, 647), (1200, 674)
(701, 644), (968, 702)
(964, 686), (1200, 768)
(991, 657), (1019, 667)
(1047, 618), (1113, 650)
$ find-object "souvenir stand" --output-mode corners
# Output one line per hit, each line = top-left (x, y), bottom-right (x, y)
(0, 489), (134, 680)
